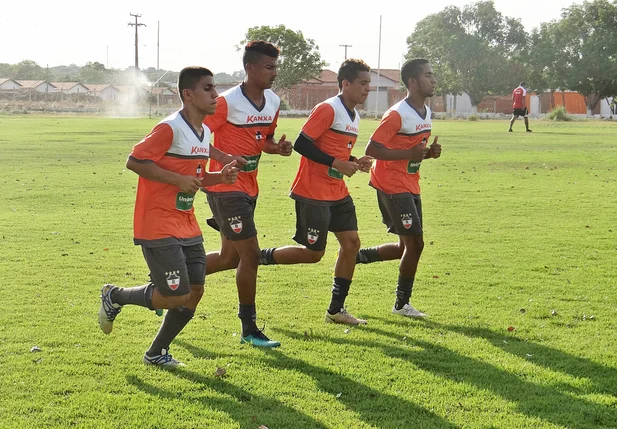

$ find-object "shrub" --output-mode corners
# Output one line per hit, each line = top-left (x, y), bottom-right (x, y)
(468, 113), (479, 121)
(547, 105), (571, 121)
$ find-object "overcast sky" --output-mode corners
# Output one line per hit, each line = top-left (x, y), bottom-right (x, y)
(2, 0), (582, 75)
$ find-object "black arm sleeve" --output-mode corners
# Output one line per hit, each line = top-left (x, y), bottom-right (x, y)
(293, 133), (336, 167)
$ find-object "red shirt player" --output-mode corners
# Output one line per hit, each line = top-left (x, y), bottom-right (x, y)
(509, 81), (532, 132)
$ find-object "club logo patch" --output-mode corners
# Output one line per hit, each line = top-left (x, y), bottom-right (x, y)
(401, 213), (413, 229)
(307, 228), (320, 245)
(229, 216), (243, 234)
(255, 130), (263, 141)
(165, 271), (180, 291)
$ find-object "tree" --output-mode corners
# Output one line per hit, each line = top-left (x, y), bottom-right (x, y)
(80, 61), (109, 84)
(556, 0), (617, 114)
(406, 1), (528, 111)
(13, 60), (45, 80)
(239, 25), (327, 90)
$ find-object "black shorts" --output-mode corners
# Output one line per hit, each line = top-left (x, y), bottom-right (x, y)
(292, 197), (358, 251)
(376, 190), (423, 236)
(206, 193), (257, 241)
(513, 107), (528, 117)
(142, 243), (206, 296)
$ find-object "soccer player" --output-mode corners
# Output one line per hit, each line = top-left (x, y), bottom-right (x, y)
(97, 66), (239, 366)
(509, 81), (532, 132)
(201, 41), (292, 348)
(355, 58), (442, 318)
(259, 59), (374, 325)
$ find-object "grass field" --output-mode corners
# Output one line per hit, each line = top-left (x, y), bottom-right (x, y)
(1, 115), (616, 429)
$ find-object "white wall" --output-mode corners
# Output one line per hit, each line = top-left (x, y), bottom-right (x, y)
(445, 93), (473, 113)
(601, 97), (614, 116)
(0, 80), (20, 90)
(530, 95), (540, 116)
(366, 88), (389, 112)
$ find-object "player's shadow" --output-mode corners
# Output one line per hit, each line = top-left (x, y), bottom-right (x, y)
(127, 369), (325, 429)
(294, 321), (616, 429)
(174, 338), (228, 361)
(272, 328), (459, 429)
(430, 321), (617, 396)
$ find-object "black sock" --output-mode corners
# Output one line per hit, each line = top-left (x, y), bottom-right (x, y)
(260, 247), (277, 265)
(146, 306), (194, 356)
(328, 277), (352, 314)
(395, 276), (414, 310)
(238, 304), (257, 336)
(111, 283), (154, 310)
(356, 247), (381, 264)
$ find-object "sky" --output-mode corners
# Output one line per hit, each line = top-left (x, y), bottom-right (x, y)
(1, 0), (583, 76)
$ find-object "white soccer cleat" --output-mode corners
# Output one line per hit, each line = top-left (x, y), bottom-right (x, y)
(98, 284), (122, 334)
(325, 308), (367, 325)
(392, 303), (427, 319)
(143, 348), (186, 367)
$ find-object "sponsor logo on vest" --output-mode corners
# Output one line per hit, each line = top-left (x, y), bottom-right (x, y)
(191, 146), (209, 155)
(240, 154), (261, 172)
(328, 166), (344, 180)
(165, 271), (181, 291)
(307, 228), (320, 245)
(247, 115), (273, 123)
(407, 160), (422, 174)
(229, 216), (243, 233)
(401, 214), (413, 229)
(416, 123), (431, 132)
(176, 192), (195, 211)
(345, 124), (358, 133)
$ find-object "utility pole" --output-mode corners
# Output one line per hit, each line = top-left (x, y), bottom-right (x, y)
(339, 44), (352, 60)
(128, 13), (146, 82)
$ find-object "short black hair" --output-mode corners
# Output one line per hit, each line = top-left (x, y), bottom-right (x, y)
(178, 66), (213, 101)
(520, 81), (526, 87)
(401, 59), (429, 89)
(337, 59), (370, 89)
(243, 40), (280, 67)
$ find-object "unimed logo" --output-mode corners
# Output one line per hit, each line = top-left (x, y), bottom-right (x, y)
(178, 195), (194, 203)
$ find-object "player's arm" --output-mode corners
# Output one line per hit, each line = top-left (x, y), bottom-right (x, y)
(208, 145), (248, 167)
(201, 160), (239, 187)
(127, 123), (202, 193)
(261, 109), (292, 156)
(294, 133), (358, 177)
(424, 136), (441, 159)
(365, 110), (426, 161)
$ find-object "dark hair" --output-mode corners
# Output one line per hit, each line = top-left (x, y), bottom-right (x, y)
(337, 59), (370, 89)
(401, 59), (429, 89)
(243, 40), (280, 67)
(520, 81), (526, 87)
(178, 66), (213, 101)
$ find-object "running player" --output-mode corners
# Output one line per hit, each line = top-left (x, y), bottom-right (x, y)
(97, 66), (239, 366)
(259, 59), (373, 325)
(201, 41), (293, 348)
(355, 59), (442, 318)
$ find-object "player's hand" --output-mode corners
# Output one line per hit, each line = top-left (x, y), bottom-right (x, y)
(356, 155), (374, 173)
(425, 136), (441, 159)
(278, 134), (293, 157)
(332, 159), (359, 177)
(225, 154), (248, 167)
(176, 175), (203, 194)
(220, 160), (239, 184)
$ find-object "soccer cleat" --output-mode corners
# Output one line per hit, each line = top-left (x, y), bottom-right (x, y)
(98, 284), (122, 334)
(143, 348), (186, 367)
(325, 308), (367, 325)
(508, 129), (513, 132)
(392, 303), (427, 319)
(240, 329), (281, 348)
(526, 129), (533, 132)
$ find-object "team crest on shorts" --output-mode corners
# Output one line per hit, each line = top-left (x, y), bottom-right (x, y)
(229, 216), (243, 234)
(401, 213), (413, 229)
(165, 271), (180, 291)
(307, 228), (320, 245)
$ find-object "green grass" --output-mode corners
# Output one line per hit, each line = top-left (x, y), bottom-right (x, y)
(1, 115), (616, 428)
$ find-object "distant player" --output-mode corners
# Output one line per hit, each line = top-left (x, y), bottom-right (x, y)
(355, 58), (441, 318)
(98, 66), (239, 367)
(509, 81), (532, 132)
(259, 59), (374, 325)
(201, 41), (293, 348)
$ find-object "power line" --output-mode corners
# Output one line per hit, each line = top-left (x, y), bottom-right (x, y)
(339, 44), (352, 60)
(128, 13), (146, 81)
